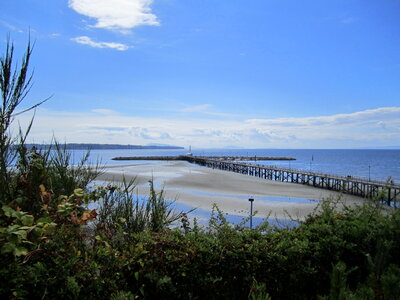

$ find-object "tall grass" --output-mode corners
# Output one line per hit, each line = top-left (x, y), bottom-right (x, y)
(49, 140), (102, 196)
(0, 37), (100, 215)
(96, 178), (189, 244)
(0, 37), (35, 205)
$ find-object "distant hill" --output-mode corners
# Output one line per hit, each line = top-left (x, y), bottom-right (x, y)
(24, 143), (184, 150)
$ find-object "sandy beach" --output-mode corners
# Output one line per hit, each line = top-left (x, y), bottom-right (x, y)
(96, 161), (365, 220)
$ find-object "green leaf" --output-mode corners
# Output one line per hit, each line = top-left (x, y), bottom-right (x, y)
(1, 242), (16, 254)
(37, 217), (52, 224)
(19, 226), (34, 230)
(12, 230), (28, 240)
(6, 224), (20, 233)
(58, 195), (68, 201)
(140, 287), (145, 296)
(14, 246), (28, 257)
(15, 197), (25, 205)
(21, 215), (34, 226)
(22, 240), (34, 245)
(2, 205), (15, 217)
(74, 188), (84, 197)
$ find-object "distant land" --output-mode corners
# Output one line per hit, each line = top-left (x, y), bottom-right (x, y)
(24, 143), (184, 150)
(357, 146), (400, 150)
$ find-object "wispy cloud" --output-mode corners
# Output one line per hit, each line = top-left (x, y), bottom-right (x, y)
(179, 104), (237, 117)
(341, 17), (357, 24)
(180, 104), (213, 113)
(68, 0), (159, 33)
(247, 107), (400, 127)
(92, 108), (119, 115)
(13, 107), (400, 148)
(71, 36), (130, 50)
(49, 33), (61, 38)
(0, 20), (23, 33)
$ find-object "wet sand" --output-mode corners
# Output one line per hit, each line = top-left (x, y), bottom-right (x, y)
(96, 161), (365, 219)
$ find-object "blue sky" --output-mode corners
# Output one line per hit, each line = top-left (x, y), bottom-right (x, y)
(1, 0), (400, 148)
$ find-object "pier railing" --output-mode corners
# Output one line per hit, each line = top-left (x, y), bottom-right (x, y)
(182, 156), (400, 206)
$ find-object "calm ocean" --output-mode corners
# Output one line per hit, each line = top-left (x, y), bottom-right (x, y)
(77, 148), (400, 184)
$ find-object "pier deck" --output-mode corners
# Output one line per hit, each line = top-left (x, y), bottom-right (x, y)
(183, 156), (400, 206)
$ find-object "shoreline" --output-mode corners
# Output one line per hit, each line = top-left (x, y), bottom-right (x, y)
(96, 161), (366, 219)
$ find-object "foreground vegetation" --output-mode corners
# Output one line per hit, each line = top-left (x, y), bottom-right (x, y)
(2, 171), (400, 299)
(2, 39), (400, 299)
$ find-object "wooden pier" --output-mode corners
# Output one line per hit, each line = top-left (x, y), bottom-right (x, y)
(112, 155), (295, 161)
(182, 156), (400, 206)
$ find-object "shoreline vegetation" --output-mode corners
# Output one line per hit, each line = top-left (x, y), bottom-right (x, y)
(2, 39), (400, 299)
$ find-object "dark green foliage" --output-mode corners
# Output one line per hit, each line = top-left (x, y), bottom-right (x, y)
(2, 152), (400, 299)
(249, 279), (272, 300)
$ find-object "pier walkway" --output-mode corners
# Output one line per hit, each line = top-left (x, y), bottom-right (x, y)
(182, 156), (400, 206)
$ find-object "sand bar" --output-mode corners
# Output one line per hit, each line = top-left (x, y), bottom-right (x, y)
(96, 161), (365, 219)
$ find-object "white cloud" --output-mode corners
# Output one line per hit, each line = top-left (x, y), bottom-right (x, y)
(68, 0), (159, 33)
(71, 36), (130, 50)
(129, 127), (172, 140)
(12, 107), (400, 148)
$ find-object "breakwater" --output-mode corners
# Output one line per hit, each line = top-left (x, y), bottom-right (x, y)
(112, 156), (182, 161)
